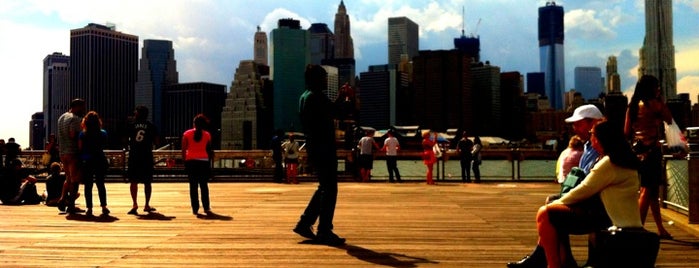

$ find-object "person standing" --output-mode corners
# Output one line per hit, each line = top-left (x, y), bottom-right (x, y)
(624, 74), (674, 239)
(421, 131), (438, 185)
(471, 136), (483, 183)
(127, 106), (159, 215)
(182, 113), (214, 216)
(357, 129), (379, 182)
(293, 64), (345, 245)
(456, 131), (474, 183)
(56, 98), (86, 214)
(270, 129), (285, 183)
(283, 134), (300, 184)
(78, 111), (110, 216)
(381, 130), (401, 183)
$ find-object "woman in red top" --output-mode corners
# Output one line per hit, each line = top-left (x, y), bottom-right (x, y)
(182, 114), (214, 216)
(422, 132), (438, 185)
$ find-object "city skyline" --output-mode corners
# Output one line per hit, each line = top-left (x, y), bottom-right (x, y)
(1, 0), (699, 146)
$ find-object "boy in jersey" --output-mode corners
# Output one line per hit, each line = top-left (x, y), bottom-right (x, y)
(127, 106), (160, 215)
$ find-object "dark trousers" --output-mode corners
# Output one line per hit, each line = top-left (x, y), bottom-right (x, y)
(83, 158), (107, 208)
(298, 152), (338, 233)
(185, 160), (211, 213)
(472, 162), (481, 182)
(386, 156), (401, 181)
(460, 159), (472, 182)
(273, 156), (284, 182)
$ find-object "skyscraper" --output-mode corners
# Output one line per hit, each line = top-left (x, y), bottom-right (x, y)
(606, 56), (621, 93)
(162, 82), (226, 148)
(43, 52), (70, 140)
(574, 66), (603, 101)
(334, 0), (353, 59)
(358, 64), (408, 129)
(638, 0), (676, 100)
(70, 23), (138, 149)
(388, 17), (419, 66)
(309, 23), (334, 65)
(135, 39), (178, 132)
(270, 18), (310, 131)
(221, 60), (269, 150)
(29, 112), (45, 150)
(538, 2), (565, 110)
(254, 26), (268, 66)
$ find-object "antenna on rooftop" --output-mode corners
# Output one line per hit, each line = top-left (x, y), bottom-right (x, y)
(461, 6), (465, 37)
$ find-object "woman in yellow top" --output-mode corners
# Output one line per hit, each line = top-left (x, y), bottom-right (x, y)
(624, 75), (674, 239)
(536, 120), (642, 268)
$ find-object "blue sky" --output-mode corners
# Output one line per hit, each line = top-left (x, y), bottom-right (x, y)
(1, 0), (698, 147)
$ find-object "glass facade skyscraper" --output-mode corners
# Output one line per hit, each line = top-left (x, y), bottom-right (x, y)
(43, 52), (70, 142)
(388, 17), (419, 66)
(538, 2), (564, 110)
(135, 39), (178, 132)
(270, 18), (310, 131)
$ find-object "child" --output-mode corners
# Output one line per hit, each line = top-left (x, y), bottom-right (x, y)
(45, 162), (66, 206)
(555, 135), (584, 183)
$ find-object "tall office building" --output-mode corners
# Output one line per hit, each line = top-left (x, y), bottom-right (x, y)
(270, 18), (310, 131)
(321, 65), (340, 102)
(162, 82), (226, 148)
(43, 52), (70, 140)
(388, 17), (419, 66)
(254, 26), (268, 66)
(334, 1), (354, 59)
(638, 0), (676, 100)
(574, 66), (603, 101)
(412, 50), (473, 131)
(538, 2), (565, 110)
(135, 39), (178, 132)
(606, 56), (621, 93)
(526, 72), (546, 95)
(500, 72), (526, 140)
(358, 64), (408, 129)
(221, 60), (270, 150)
(29, 112), (45, 150)
(471, 63), (502, 136)
(309, 23), (334, 65)
(70, 23), (138, 149)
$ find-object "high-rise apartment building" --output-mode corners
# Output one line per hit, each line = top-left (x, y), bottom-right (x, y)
(500, 72), (526, 140)
(334, 0), (353, 59)
(254, 26), (268, 66)
(538, 2), (565, 110)
(309, 23), (334, 65)
(638, 0), (676, 100)
(606, 56), (621, 93)
(135, 39), (178, 132)
(321, 65), (340, 102)
(574, 66), (603, 101)
(270, 18), (310, 131)
(70, 23), (138, 149)
(43, 52), (70, 141)
(388, 17), (419, 66)
(471, 63), (502, 136)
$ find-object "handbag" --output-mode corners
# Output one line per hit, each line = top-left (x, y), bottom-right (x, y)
(664, 118), (688, 152)
(594, 227), (659, 268)
(560, 167), (585, 195)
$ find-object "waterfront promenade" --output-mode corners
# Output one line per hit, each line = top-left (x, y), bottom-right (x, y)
(1, 181), (698, 267)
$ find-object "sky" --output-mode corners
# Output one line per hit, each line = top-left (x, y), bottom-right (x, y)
(1, 0), (698, 147)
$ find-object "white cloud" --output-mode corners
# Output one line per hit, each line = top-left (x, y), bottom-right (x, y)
(565, 9), (616, 40)
(677, 0), (699, 12)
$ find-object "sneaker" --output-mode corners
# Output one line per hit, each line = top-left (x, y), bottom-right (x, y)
(293, 225), (316, 239)
(144, 206), (157, 213)
(57, 199), (66, 212)
(102, 207), (110, 215)
(66, 206), (85, 214)
(127, 208), (138, 215)
(315, 232), (345, 246)
(86, 208), (93, 216)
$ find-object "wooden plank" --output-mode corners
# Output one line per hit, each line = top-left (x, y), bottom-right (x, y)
(0, 181), (697, 267)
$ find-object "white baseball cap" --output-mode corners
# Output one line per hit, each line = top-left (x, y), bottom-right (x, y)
(565, 104), (604, 123)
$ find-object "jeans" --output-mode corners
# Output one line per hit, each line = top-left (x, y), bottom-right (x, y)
(185, 160), (211, 214)
(83, 157), (107, 208)
(298, 150), (338, 233)
(460, 159), (472, 182)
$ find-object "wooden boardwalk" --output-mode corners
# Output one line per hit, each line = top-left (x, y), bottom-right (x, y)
(1, 181), (698, 267)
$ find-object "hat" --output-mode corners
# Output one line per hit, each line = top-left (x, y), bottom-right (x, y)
(565, 104), (604, 123)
